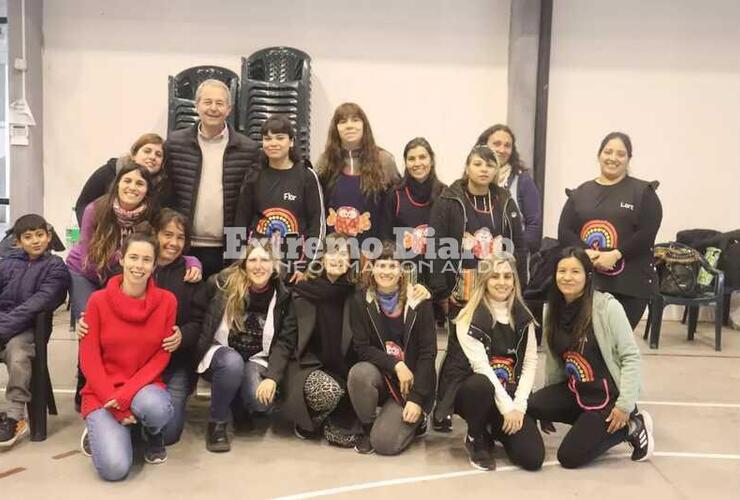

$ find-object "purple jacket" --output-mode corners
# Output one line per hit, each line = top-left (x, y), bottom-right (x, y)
(0, 248), (70, 341)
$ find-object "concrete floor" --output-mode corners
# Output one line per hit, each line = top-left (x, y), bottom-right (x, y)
(1, 309), (739, 499)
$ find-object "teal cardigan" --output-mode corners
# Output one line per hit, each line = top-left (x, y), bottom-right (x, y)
(543, 291), (641, 413)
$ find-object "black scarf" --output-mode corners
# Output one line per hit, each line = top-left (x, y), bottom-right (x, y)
(295, 275), (355, 376)
(406, 176), (434, 203)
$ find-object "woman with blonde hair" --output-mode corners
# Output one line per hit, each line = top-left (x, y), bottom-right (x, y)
(436, 252), (544, 471)
(194, 240), (293, 452)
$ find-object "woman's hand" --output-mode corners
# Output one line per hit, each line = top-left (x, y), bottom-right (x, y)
(104, 399), (120, 410)
(395, 362), (414, 398)
(585, 248), (601, 263)
(121, 415), (137, 425)
(183, 266), (203, 283)
(255, 379), (277, 406)
(289, 270), (307, 284)
(606, 407), (630, 434)
(502, 409), (524, 435)
(76, 313), (89, 340)
(162, 326), (182, 352)
(540, 420), (556, 434)
(409, 284), (430, 302)
(402, 401), (423, 424)
(594, 249), (622, 271)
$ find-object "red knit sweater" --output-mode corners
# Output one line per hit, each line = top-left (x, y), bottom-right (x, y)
(80, 274), (176, 421)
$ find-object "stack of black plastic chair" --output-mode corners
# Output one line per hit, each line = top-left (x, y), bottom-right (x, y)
(167, 65), (239, 133)
(238, 47), (311, 160)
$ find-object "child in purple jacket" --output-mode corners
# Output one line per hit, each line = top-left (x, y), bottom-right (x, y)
(0, 214), (70, 448)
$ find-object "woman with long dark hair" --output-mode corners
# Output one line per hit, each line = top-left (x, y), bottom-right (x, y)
(317, 102), (399, 243)
(527, 247), (654, 468)
(557, 132), (662, 329)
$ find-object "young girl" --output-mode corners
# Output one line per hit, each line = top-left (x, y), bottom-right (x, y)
(430, 146), (526, 432)
(317, 103), (399, 243)
(80, 233), (177, 481)
(262, 233), (359, 446)
(527, 247), (654, 468)
(195, 241), (291, 452)
(235, 114), (325, 282)
(348, 241), (436, 455)
(437, 253), (543, 471)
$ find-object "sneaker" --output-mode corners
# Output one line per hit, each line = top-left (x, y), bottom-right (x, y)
(143, 430), (167, 464)
(80, 428), (92, 457)
(415, 414), (429, 438)
(206, 421), (231, 453)
(354, 433), (375, 454)
(0, 416), (29, 448)
(294, 424), (321, 440)
(465, 434), (495, 471)
(433, 414), (453, 433)
(627, 411), (654, 462)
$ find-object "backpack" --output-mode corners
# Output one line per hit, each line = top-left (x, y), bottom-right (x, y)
(654, 242), (703, 297)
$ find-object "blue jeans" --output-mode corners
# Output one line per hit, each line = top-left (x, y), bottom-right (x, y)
(202, 347), (273, 422)
(69, 270), (100, 321)
(161, 365), (196, 445)
(86, 385), (173, 481)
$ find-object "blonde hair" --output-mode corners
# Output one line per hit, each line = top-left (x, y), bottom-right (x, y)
(454, 253), (530, 326)
(219, 241), (276, 332)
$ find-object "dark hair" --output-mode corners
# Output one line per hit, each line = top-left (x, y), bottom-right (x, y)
(121, 231), (159, 262)
(466, 144), (499, 166)
(545, 247), (595, 349)
(397, 137), (445, 198)
(598, 131), (633, 158)
(306, 232), (358, 283)
(260, 114), (300, 166)
(13, 213), (49, 239)
(318, 102), (387, 196)
(86, 162), (158, 277)
(153, 208), (191, 255)
(475, 124), (526, 174)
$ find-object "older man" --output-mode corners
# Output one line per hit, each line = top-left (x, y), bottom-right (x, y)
(166, 79), (259, 277)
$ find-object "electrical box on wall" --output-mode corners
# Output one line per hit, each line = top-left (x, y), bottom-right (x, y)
(10, 124), (29, 146)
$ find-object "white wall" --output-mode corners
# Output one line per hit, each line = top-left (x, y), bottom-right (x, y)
(42, 0), (510, 235)
(544, 0), (740, 243)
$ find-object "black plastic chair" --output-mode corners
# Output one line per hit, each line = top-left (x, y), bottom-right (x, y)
(238, 47), (311, 160)
(643, 260), (725, 351)
(28, 310), (58, 441)
(167, 65), (240, 133)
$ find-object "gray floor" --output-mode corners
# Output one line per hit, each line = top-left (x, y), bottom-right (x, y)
(1, 309), (739, 499)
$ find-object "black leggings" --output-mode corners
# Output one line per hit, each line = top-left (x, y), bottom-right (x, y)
(455, 374), (545, 471)
(527, 382), (627, 468)
(611, 293), (648, 330)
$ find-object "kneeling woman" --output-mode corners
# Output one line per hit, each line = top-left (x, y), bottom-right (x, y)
(348, 241), (436, 455)
(195, 241), (291, 453)
(439, 253), (544, 471)
(527, 247), (654, 469)
(80, 233), (177, 481)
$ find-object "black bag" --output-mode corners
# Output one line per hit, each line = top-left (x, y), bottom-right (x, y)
(718, 237), (740, 289)
(654, 242), (702, 297)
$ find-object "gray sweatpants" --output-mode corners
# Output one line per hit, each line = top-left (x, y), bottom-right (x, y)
(347, 361), (422, 456)
(0, 330), (35, 420)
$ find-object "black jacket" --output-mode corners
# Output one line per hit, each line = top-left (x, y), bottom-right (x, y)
(153, 257), (207, 370)
(165, 123), (260, 231)
(194, 272), (293, 372)
(349, 289), (437, 407)
(428, 179), (527, 300)
(435, 300), (534, 420)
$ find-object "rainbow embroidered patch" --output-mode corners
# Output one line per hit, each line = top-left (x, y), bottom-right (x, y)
(563, 351), (595, 383)
(579, 219), (625, 276)
(489, 356), (515, 385)
(256, 207), (299, 237)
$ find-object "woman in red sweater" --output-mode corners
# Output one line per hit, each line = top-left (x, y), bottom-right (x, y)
(80, 232), (177, 481)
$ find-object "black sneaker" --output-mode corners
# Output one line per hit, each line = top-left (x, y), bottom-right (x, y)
(433, 414), (453, 433)
(142, 429), (167, 464)
(80, 428), (92, 457)
(415, 414), (429, 438)
(627, 411), (654, 462)
(0, 415), (29, 448)
(206, 421), (231, 453)
(354, 433), (375, 454)
(294, 424), (321, 440)
(465, 434), (495, 471)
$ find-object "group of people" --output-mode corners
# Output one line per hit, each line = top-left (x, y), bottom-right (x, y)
(0, 78), (661, 481)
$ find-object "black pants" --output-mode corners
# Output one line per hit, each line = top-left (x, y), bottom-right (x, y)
(455, 374), (545, 471)
(527, 382), (627, 469)
(611, 293), (648, 330)
(190, 246), (225, 279)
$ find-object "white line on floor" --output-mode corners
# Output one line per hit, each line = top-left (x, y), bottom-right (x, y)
(638, 401), (740, 409)
(274, 452), (740, 499)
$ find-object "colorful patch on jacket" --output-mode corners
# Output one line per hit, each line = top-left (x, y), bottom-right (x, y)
(579, 219), (625, 276)
(327, 206), (372, 237)
(489, 356), (515, 385)
(462, 227), (500, 259)
(402, 224), (429, 255)
(563, 351), (595, 383)
(385, 340), (405, 362)
(256, 207), (299, 238)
